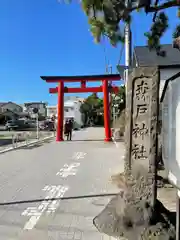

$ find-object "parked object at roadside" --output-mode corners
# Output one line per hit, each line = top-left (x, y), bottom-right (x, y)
(5, 119), (30, 131)
(39, 120), (55, 131)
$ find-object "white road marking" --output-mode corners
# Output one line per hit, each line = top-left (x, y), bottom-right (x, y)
(72, 152), (87, 160)
(56, 162), (80, 177)
(22, 151), (87, 230)
(56, 151), (87, 177)
(22, 185), (68, 230)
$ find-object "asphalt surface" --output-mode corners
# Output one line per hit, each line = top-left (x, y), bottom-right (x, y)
(0, 127), (125, 240)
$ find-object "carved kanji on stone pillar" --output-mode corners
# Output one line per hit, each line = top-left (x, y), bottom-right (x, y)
(125, 67), (160, 206)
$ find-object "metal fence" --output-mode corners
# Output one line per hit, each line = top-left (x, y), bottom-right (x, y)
(0, 130), (55, 152)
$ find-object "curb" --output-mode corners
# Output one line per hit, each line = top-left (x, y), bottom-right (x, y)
(0, 135), (55, 155)
(112, 136), (119, 148)
(103, 234), (126, 240)
(103, 235), (117, 240)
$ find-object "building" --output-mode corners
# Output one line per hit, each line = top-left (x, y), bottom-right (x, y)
(47, 97), (84, 127)
(133, 44), (180, 99)
(0, 102), (26, 124)
(132, 44), (180, 121)
(24, 102), (47, 119)
(64, 96), (85, 103)
(0, 102), (23, 114)
(47, 105), (57, 118)
(64, 99), (83, 128)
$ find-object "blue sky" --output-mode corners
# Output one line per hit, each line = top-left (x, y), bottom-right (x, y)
(0, 0), (179, 105)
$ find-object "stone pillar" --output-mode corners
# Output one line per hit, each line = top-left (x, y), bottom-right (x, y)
(125, 67), (160, 206)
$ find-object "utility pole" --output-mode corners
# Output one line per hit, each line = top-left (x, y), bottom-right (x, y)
(176, 191), (180, 240)
(124, 0), (132, 92)
(108, 66), (113, 126)
(36, 114), (39, 139)
(124, 24), (132, 92)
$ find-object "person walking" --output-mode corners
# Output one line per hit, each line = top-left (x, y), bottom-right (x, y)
(64, 120), (69, 141)
(67, 119), (73, 141)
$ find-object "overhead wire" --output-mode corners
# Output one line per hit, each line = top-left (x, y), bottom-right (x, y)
(117, 43), (125, 66)
(133, 14), (137, 51)
(102, 36), (110, 73)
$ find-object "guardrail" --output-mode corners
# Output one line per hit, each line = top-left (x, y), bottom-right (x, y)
(12, 131), (55, 148)
(0, 130), (56, 153)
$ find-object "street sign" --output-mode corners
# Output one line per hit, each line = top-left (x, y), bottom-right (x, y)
(161, 76), (180, 189)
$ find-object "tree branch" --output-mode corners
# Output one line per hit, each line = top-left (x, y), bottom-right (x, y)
(148, 0), (180, 12)
(129, 0), (179, 13)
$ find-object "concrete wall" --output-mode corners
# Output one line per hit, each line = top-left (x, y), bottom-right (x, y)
(64, 100), (83, 128)
(47, 106), (57, 117)
(159, 68), (180, 122)
(160, 68), (180, 99)
(162, 72), (180, 187)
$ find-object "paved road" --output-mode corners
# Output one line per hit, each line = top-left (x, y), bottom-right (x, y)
(0, 127), (125, 240)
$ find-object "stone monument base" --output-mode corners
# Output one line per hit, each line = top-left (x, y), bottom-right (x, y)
(93, 168), (176, 240)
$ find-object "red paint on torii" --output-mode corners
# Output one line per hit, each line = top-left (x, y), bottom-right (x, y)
(41, 74), (121, 142)
(49, 86), (119, 94)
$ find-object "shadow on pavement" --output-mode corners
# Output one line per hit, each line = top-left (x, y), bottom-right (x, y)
(69, 139), (105, 142)
(0, 138), (25, 146)
(18, 138), (54, 150)
(0, 138), (12, 146)
(112, 138), (124, 142)
(0, 193), (118, 206)
(68, 139), (124, 143)
(20, 143), (43, 149)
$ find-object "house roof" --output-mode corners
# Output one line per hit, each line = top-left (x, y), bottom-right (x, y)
(134, 44), (180, 68)
(0, 101), (23, 108)
(0, 109), (29, 117)
(0, 102), (7, 107)
(24, 102), (47, 106)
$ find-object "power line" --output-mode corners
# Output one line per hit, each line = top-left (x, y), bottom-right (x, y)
(117, 43), (125, 66)
(102, 36), (110, 73)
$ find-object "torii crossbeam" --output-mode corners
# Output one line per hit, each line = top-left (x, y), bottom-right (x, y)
(41, 74), (121, 142)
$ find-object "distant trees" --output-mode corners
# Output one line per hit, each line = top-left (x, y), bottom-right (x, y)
(80, 86), (126, 126)
(111, 85), (126, 114)
(80, 93), (104, 126)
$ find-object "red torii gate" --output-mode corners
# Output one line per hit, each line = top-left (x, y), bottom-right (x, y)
(41, 74), (121, 142)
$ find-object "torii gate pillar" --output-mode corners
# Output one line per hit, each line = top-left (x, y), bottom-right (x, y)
(103, 80), (111, 141)
(56, 81), (64, 141)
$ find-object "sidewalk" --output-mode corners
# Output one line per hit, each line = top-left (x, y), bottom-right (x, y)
(18, 127), (125, 240)
(157, 170), (176, 212)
